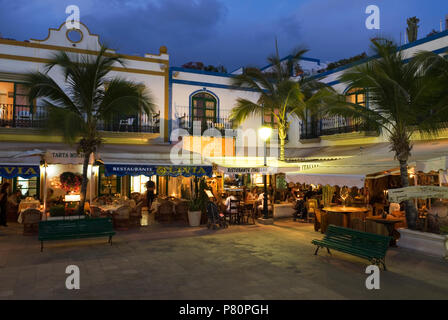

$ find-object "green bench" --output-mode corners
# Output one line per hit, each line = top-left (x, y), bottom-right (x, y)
(38, 217), (115, 252)
(312, 225), (392, 270)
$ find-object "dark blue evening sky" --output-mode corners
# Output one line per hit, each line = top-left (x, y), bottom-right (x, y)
(0, 0), (447, 70)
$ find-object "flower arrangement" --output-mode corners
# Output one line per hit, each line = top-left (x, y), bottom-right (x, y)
(59, 172), (84, 193)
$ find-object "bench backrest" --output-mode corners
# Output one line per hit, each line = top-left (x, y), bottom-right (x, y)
(325, 224), (391, 257)
(39, 217), (114, 238)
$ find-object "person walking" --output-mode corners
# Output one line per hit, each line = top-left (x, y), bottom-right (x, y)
(145, 180), (156, 209)
(0, 182), (10, 227)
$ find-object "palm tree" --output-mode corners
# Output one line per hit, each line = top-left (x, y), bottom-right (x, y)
(322, 39), (448, 229)
(26, 47), (154, 214)
(230, 49), (330, 161)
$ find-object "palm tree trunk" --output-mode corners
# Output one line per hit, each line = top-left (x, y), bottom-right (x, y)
(279, 125), (287, 161)
(399, 159), (418, 229)
(78, 151), (92, 215)
(280, 138), (285, 161)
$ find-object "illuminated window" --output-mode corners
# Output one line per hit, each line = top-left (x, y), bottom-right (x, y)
(14, 177), (39, 198)
(98, 166), (121, 195)
(191, 92), (217, 125)
(130, 175), (156, 193)
(346, 89), (366, 107)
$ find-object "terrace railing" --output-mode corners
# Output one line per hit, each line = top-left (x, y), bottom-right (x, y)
(0, 104), (160, 133)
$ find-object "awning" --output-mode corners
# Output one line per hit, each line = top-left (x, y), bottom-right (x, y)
(416, 156), (448, 173)
(0, 154), (41, 179)
(209, 156), (305, 174)
(104, 163), (212, 177)
(98, 144), (212, 177)
(0, 164), (40, 179)
(285, 139), (448, 187)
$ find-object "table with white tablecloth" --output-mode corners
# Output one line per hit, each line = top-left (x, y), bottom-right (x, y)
(18, 199), (41, 212)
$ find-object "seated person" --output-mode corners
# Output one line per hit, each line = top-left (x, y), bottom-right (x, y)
(245, 188), (257, 202)
(8, 190), (22, 207)
(389, 202), (401, 215)
(257, 192), (273, 216)
(225, 192), (238, 214)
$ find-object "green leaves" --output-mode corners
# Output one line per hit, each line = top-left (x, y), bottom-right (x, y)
(25, 46), (155, 147)
(323, 38), (448, 160)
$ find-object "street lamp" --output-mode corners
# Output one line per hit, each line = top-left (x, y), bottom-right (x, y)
(258, 126), (272, 219)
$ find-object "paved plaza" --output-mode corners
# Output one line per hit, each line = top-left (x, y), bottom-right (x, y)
(0, 219), (447, 300)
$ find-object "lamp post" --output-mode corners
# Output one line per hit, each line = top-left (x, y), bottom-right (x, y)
(258, 126), (272, 219)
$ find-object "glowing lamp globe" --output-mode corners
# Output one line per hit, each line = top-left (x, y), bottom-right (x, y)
(258, 126), (272, 142)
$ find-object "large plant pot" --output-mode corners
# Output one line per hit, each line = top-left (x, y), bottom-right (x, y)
(188, 210), (201, 227)
(398, 228), (448, 258)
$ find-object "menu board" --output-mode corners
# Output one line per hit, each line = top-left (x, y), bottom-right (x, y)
(388, 186), (448, 202)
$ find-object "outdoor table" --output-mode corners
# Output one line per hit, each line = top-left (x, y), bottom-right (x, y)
(18, 199), (41, 212)
(365, 217), (402, 246)
(97, 205), (122, 215)
(322, 206), (369, 228)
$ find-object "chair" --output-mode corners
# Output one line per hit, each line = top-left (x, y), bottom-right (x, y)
(129, 201), (143, 228)
(113, 206), (130, 230)
(373, 203), (385, 216)
(118, 118), (134, 131)
(174, 201), (189, 223)
(157, 200), (174, 223)
(241, 203), (256, 224)
(90, 205), (102, 218)
(22, 208), (42, 235)
(229, 199), (240, 224)
(306, 199), (318, 223)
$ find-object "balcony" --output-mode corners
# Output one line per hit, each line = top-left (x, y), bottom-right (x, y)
(177, 114), (234, 135)
(174, 106), (235, 135)
(0, 104), (160, 133)
(300, 116), (369, 140)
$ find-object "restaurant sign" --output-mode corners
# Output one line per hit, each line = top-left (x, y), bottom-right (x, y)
(388, 186), (448, 202)
(104, 164), (213, 177)
(0, 165), (40, 179)
(45, 150), (87, 164)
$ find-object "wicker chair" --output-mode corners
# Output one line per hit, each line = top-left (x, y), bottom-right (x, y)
(129, 201), (143, 228)
(90, 205), (102, 218)
(373, 203), (385, 216)
(113, 206), (130, 230)
(157, 200), (174, 223)
(306, 199), (318, 223)
(174, 201), (189, 223)
(22, 208), (42, 235)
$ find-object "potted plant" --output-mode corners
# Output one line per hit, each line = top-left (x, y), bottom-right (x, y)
(188, 197), (203, 227)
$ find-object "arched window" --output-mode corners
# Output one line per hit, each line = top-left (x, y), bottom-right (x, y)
(346, 88), (366, 107)
(191, 92), (217, 125)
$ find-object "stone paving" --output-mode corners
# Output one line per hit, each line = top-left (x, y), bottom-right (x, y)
(0, 219), (447, 300)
